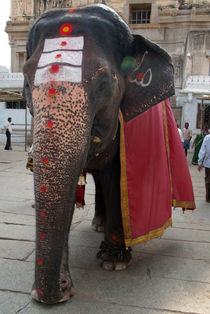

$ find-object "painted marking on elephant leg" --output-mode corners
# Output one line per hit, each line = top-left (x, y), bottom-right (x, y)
(126, 109), (131, 119)
(37, 289), (43, 295)
(40, 232), (45, 240)
(40, 211), (45, 217)
(37, 258), (44, 265)
(41, 186), (47, 192)
(111, 235), (117, 241)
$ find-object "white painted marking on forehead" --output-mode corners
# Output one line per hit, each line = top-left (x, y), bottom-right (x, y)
(34, 65), (81, 86)
(34, 36), (84, 86)
(43, 36), (84, 52)
(38, 50), (83, 67)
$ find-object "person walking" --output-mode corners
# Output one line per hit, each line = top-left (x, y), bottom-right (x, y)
(198, 134), (210, 203)
(177, 123), (184, 145)
(192, 127), (209, 165)
(182, 122), (192, 156)
(4, 117), (14, 150)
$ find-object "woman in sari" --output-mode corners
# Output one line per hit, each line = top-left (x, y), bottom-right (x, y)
(192, 128), (209, 165)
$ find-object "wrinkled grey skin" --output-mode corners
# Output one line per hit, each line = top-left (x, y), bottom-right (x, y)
(23, 4), (174, 304)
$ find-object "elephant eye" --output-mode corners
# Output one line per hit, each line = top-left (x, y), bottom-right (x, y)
(97, 81), (108, 91)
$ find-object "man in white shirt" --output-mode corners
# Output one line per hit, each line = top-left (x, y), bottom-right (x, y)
(177, 124), (184, 145)
(198, 134), (210, 203)
(4, 117), (13, 150)
(182, 122), (192, 156)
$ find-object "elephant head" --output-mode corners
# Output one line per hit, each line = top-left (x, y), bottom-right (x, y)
(23, 4), (174, 304)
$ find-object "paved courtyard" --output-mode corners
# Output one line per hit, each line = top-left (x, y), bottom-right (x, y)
(0, 145), (209, 314)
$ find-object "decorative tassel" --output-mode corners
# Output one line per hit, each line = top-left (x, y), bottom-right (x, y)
(75, 172), (86, 208)
(26, 155), (33, 172)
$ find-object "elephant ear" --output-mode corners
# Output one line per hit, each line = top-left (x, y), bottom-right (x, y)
(120, 35), (174, 121)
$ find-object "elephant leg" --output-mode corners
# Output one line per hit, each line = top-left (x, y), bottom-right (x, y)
(91, 171), (106, 232)
(96, 151), (132, 271)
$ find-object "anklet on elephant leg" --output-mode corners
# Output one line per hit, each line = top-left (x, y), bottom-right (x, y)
(96, 240), (132, 262)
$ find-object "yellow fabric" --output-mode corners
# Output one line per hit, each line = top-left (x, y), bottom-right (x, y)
(172, 200), (195, 208)
(124, 218), (172, 247)
(162, 101), (173, 198)
(119, 110), (132, 241)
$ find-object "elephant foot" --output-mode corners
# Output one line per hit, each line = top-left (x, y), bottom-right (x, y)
(96, 241), (132, 271)
(92, 215), (104, 232)
(31, 272), (74, 304)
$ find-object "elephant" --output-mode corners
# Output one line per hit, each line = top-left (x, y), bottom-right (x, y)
(23, 4), (174, 304)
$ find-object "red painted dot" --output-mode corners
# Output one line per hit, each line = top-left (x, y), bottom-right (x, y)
(55, 54), (62, 59)
(137, 73), (144, 81)
(126, 112), (130, 119)
(37, 258), (43, 265)
(41, 186), (47, 192)
(50, 64), (59, 73)
(111, 235), (117, 241)
(48, 88), (56, 97)
(47, 121), (53, 128)
(60, 41), (67, 47)
(69, 8), (76, 13)
(60, 23), (73, 35)
(40, 232), (45, 239)
(42, 157), (48, 164)
(40, 211), (45, 217)
(37, 289), (43, 295)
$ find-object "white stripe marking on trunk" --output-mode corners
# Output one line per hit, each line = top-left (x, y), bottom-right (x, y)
(34, 65), (82, 85)
(38, 50), (83, 67)
(43, 36), (84, 52)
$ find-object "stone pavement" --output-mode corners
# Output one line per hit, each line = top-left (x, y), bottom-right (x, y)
(0, 146), (210, 314)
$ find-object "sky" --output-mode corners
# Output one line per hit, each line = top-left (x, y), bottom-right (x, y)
(0, 2), (11, 70)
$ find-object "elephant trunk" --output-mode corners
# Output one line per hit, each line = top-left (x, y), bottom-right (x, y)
(32, 82), (90, 303)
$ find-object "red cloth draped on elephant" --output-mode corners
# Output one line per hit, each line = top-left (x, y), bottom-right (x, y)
(119, 99), (195, 247)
